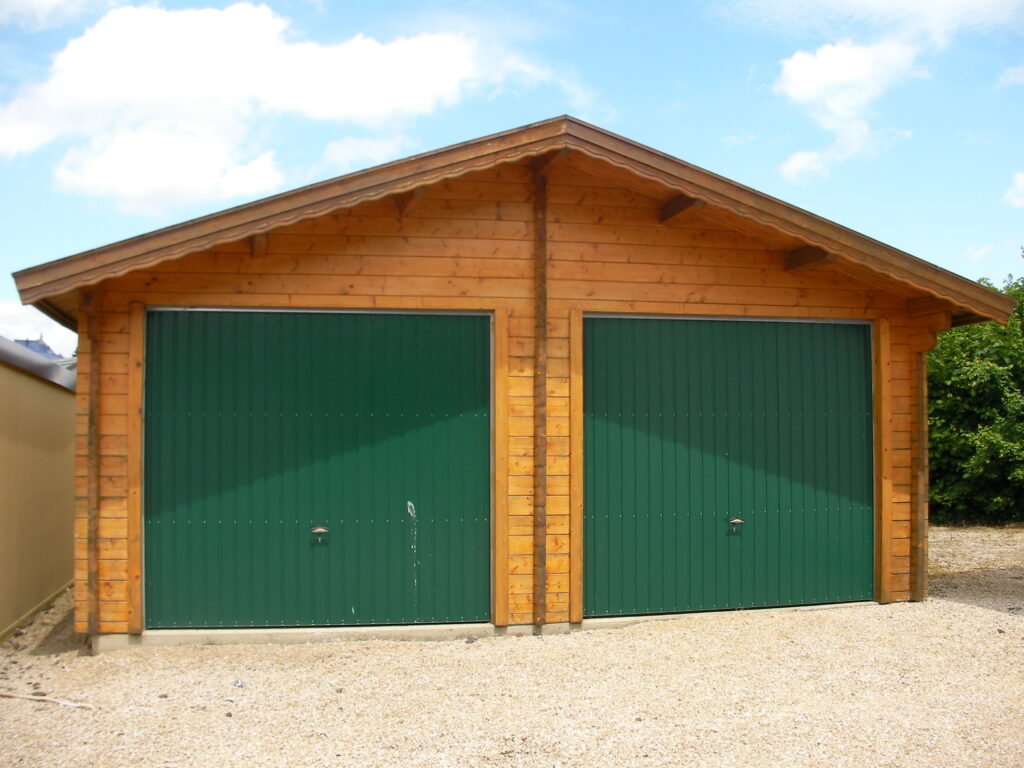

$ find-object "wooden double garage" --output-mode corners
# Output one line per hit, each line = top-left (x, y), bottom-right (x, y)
(15, 118), (1012, 640)
(143, 309), (874, 629)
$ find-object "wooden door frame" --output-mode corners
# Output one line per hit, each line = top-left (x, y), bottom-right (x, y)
(568, 311), (892, 621)
(124, 300), (510, 632)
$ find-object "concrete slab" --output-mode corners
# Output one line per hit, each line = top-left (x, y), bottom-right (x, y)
(92, 622), (496, 654)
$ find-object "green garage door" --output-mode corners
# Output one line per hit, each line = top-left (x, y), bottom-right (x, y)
(584, 317), (874, 617)
(144, 311), (490, 628)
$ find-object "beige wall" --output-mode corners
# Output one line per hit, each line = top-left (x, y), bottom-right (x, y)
(0, 361), (74, 637)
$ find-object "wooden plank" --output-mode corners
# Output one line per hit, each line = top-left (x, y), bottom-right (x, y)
(568, 309), (584, 623)
(549, 279), (904, 310)
(81, 293), (101, 638)
(156, 251), (535, 277)
(532, 172), (548, 629)
(873, 317), (894, 604)
(493, 308), (511, 626)
(911, 349), (928, 601)
(107, 272), (535, 300)
(548, 260), (866, 291)
(126, 302), (144, 634)
(101, 291), (529, 314)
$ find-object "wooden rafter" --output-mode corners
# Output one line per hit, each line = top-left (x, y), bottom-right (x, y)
(13, 115), (1014, 325)
(785, 245), (836, 271)
(530, 148), (568, 177)
(659, 194), (704, 223)
(250, 233), (267, 259)
(392, 188), (424, 217)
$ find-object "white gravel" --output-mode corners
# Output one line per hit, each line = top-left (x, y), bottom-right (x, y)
(2, 526), (1022, 768)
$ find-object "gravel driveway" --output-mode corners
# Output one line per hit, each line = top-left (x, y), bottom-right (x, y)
(2, 526), (1022, 768)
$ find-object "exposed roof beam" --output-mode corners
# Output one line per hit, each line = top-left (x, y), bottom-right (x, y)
(250, 233), (267, 259)
(907, 295), (954, 318)
(11, 115), (1015, 324)
(785, 245), (836, 271)
(393, 188), (424, 217)
(659, 194), (704, 223)
(530, 148), (568, 177)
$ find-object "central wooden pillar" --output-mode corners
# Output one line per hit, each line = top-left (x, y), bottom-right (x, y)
(532, 168), (549, 628)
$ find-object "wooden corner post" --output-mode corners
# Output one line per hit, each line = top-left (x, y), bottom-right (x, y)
(81, 291), (102, 638)
(569, 309), (584, 623)
(127, 303), (145, 633)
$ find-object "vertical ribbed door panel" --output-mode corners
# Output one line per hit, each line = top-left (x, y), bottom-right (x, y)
(584, 318), (874, 617)
(144, 311), (490, 628)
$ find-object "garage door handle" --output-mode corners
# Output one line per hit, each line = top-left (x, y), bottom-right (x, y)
(311, 526), (329, 543)
(729, 518), (744, 534)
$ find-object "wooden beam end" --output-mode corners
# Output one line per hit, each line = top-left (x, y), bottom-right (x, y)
(659, 194), (704, 223)
(785, 245), (835, 271)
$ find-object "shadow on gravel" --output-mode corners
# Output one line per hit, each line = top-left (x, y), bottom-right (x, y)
(28, 604), (88, 658)
(930, 567), (1024, 615)
(2, 589), (89, 658)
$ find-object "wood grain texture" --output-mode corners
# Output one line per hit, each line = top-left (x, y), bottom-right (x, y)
(126, 303), (144, 633)
(568, 309), (584, 624)
(70, 155), (931, 633)
(493, 308), (511, 626)
(873, 318), (894, 604)
(532, 172), (548, 628)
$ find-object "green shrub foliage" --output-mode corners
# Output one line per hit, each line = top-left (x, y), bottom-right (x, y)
(928, 276), (1024, 524)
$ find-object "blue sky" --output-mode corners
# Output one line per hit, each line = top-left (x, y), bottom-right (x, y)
(1, 0), (1022, 355)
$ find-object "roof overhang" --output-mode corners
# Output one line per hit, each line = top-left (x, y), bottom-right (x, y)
(14, 116), (1015, 328)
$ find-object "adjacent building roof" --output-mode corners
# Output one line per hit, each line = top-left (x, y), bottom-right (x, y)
(0, 335), (76, 391)
(13, 116), (1015, 327)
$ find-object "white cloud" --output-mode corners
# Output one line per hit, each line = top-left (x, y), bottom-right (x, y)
(1005, 172), (1024, 207)
(774, 39), (918, 180)
(54, 127), (284, 216)
(998, 65), (1024, 86)
(0, 301), (77, 357)
(964, 244), (994, 263)
(721, 0), (1024, 45)
(0, 3), (550, 213)
(0, 0), (92, 29)
(321, 136), (413, 174)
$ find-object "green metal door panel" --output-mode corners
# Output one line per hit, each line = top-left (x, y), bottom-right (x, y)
(145, 311), (490, 628)
(584, 317), (874, 617)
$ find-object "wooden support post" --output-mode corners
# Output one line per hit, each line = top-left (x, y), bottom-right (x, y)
(493, 309), (510, 627)
(785, 245), (836, 271)
(126, 303), (145, 633)
(659, 194), (704, 223)
(568, 309), (584, 624)
(911, 350), (929, 602)
(82, 290), (102, 637)
(532, 171), (549, 629)
(250, 233), (267, 260)
(873, 318), (893, 604)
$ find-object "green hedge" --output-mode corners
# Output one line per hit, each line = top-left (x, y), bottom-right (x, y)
(928, 276), (1024, 524)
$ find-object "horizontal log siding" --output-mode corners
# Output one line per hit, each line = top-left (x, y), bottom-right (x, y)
(544, 161), (914, 609)
(75, 164), (539, 632)
(74, 158), (924, 632)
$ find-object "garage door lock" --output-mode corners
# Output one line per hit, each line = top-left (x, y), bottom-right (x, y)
(311, 526), (329, 543)
(728, 518), (744, 534)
